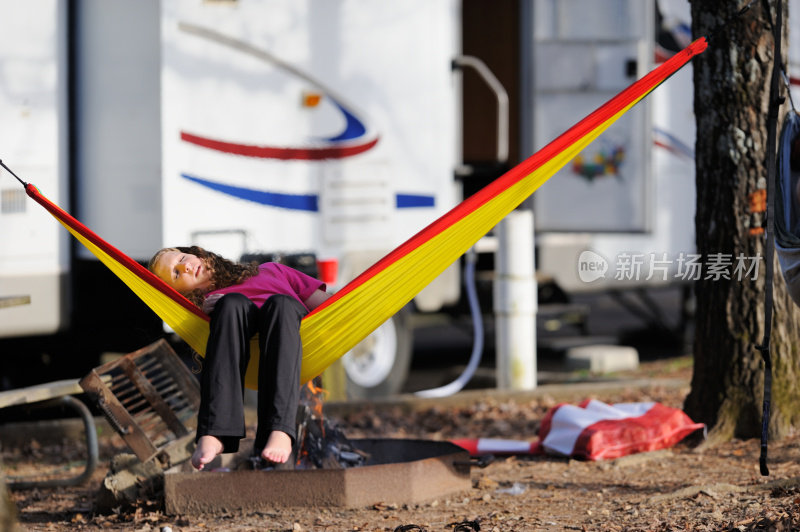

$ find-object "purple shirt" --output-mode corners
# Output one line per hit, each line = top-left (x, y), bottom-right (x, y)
(203, 263), (325, 313)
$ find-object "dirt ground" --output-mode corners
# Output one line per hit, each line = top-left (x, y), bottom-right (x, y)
(4, 357), (800, 532)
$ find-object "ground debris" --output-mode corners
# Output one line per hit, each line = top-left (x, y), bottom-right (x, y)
(648, 483), (745, 504)
(6, 365), (800, 531)
(599, 449), (673, 470)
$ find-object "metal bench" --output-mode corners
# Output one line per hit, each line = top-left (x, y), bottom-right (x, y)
(0, 296), (31, 309)
(0, 379), (99, 489)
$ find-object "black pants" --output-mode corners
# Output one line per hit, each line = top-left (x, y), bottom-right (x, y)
(196, 293), (307, 454)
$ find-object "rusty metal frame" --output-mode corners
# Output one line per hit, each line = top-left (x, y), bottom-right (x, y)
(80, 339), (200, 463)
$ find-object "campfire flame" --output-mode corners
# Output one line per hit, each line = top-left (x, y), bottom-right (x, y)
(302, 380), (328, 438)
(294, 380), (369, 469)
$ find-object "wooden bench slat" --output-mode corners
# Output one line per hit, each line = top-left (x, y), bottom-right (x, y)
(0, 379), (83, 409)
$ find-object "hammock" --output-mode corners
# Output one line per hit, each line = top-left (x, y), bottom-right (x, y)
(13, 38), (707, 389)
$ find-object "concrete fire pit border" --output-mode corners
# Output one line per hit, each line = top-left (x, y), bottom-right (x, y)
(164, 439), (471, 514)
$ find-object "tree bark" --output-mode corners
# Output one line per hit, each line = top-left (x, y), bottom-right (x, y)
(685, 0), (800, 442)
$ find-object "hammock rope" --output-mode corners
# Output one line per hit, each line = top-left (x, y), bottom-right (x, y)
(755, 0), (784, 477)
(2, 37), (707, 390)
(1, 160), (27, 187)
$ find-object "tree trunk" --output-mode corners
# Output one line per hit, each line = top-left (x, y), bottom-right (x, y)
(685, 0), (800, 442)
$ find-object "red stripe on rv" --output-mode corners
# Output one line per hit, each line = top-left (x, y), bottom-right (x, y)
(180, 131), (379, 160)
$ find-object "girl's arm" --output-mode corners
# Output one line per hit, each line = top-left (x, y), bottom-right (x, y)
(303, 289), (330, 311)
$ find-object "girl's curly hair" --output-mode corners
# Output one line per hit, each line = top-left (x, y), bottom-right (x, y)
(148, 245), (259, 307)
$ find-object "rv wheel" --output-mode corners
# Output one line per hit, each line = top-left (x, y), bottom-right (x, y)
(342, 306), (412, 399)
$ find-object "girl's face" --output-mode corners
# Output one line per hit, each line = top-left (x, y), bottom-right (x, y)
(152, 251), (213, 294)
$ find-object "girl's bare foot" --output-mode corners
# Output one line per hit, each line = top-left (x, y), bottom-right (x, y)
(261, 431), (292, 464)
(191, 435), (224, 470)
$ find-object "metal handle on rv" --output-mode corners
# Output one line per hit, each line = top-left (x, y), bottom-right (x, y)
(452, 55), (509, 164)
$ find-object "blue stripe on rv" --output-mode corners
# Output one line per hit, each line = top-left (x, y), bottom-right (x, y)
(396, 194), (435, 208)
(182, 173), (435, 211)
(181, 173), (319, 211)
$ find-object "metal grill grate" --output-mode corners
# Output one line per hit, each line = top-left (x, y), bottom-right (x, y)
(80, 339), (200, 463)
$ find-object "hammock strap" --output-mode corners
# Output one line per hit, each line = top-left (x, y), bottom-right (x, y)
(780, 70), (797, 114)
(0, 159), (29, 187)
(705, 0), (760, 48)
(756, 0), (784, 477)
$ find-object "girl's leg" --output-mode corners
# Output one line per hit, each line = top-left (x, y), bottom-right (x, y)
(253, 294), (307, 461)
(196, 293), (258, 467)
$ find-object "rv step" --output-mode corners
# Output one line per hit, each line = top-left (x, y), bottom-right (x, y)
(538, 335), (618, 354)
(537, 303), (590, 334)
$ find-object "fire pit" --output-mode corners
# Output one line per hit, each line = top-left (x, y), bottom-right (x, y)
(78, 341), (472, 513)
(163, 438), (471, 513)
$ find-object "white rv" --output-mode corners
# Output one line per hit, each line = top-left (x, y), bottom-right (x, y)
(0, 0), (462, 397)
(1, 0), (717, 395)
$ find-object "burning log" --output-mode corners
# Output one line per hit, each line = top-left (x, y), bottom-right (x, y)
(294, 403), (370, 470)
(248, 380), (370, 471)
(295, 380), (370, 470)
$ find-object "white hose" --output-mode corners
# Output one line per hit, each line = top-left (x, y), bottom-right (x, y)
(414, 247), (484, 398)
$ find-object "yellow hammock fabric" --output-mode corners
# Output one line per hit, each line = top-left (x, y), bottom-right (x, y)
(21, 38), (707, 389)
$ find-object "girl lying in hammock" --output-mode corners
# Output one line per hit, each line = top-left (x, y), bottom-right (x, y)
(148, 246), (329, 470)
